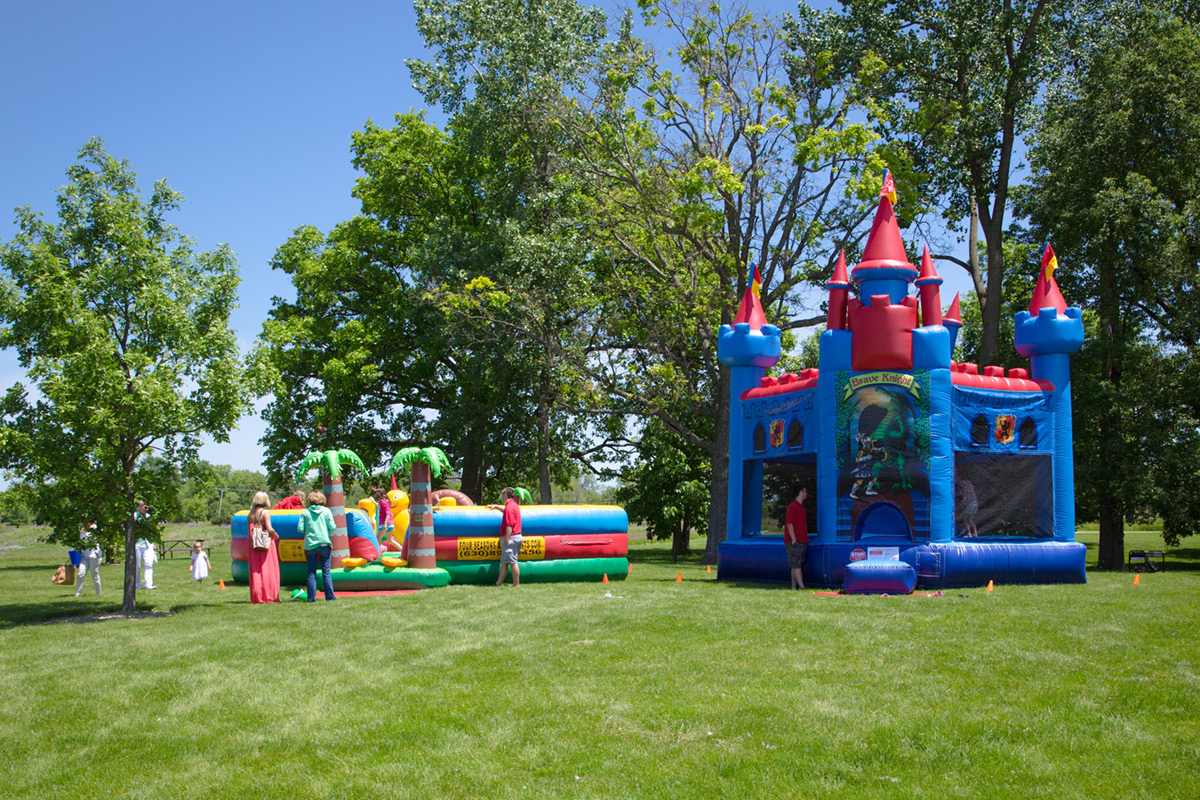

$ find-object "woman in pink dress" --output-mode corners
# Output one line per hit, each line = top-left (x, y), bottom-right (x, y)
(247, 491), (281, 603)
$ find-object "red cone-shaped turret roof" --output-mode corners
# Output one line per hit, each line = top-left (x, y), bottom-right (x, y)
(852, 195), (916, 280)
(827, 249), (852, 289)
(943, 293), (963, 326)
(1029, 244), (1068, 314)
(733, 286), (767, 329)
(915, 245), (942, 285)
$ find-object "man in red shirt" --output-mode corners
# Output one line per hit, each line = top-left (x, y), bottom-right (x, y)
(785, 486), (809, 590)
(495, 487), (523, 587)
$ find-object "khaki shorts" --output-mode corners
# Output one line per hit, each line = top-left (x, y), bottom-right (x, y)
(500, 535), (523, 564)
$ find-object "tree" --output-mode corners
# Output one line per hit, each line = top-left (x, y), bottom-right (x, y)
(255, 113), (583, 505)
(835, 0), (1071, 365)
(390, 446), (451, 569)
(408, 0), (609, 504)
(614, 418), (709, 561)
(1018, 5), (1200, 565)
(559, 1), (889, 560)
(0, 140), (248, 612)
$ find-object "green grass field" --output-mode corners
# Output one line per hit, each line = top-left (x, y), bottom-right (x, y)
(1, 524), (1197, 799)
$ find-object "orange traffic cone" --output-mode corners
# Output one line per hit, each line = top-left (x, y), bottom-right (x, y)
(676, 571), (683, 582)
(627, 562), (633, 574)
(1133, 573), (1141, 586)
(602, 573), (609, 585)
(985, 580), (994, 592)
(218, 579), (226, 590)
(706, 565), (712, 574)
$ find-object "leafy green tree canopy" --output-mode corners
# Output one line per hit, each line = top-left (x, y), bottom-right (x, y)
(0, 140), (249, 611)
(1019, 4), (1200, 558)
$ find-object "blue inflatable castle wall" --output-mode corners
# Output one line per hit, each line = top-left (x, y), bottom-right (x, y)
(716, 179), (1087, 588)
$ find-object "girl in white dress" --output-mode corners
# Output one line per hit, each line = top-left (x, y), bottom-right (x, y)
(190, 541), (211, 583)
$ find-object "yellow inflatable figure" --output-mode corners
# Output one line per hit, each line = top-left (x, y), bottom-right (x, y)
(387, 489), (409, 553)
(357, 498), (378, 531)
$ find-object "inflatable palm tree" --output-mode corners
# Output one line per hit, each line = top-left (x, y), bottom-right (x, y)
(390, 446), (451, 569)
(296, 448), (368, 562)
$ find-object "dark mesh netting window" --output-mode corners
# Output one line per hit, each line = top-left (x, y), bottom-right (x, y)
(954, 452), (1054, 538)
(753, 423), (767, 453)
(763, 459), (817, 533)
(787, 420), (803, 449)
(971, 414), (989, 446)
(1019, 416), (1037, 449)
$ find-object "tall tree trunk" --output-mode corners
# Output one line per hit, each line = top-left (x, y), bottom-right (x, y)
(1097, 499), (1126, 571)
(536, 368), (553, 504)
(460, 435), (485, 504)
(324, 472), (350, 561)
(702, 369), (731, 564)
(1095, 256), (1124, 569)
(672, 517), (691, 560)
(122, 513), (138, 614)
(978, 217), (1006, 366)
(408, 461), (436, 569)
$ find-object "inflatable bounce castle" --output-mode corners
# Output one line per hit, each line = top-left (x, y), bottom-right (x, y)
(716, 177), (1087, 589)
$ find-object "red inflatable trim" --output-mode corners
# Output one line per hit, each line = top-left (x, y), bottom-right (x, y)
(434, 533), (629, 561)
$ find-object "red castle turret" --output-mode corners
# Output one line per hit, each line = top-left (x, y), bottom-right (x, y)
(733, 265), (768, 329)
(943, 292), (963, 353)
(1029, 244), (1067, 315)
(825, 250), (851, 331)
(846, 176), (919, 370)
(915, 245), (943, 327)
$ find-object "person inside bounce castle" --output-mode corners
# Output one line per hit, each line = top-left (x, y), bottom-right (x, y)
(372, 488), (395, 548)
(956, 476), (979, 538)
(272, 491), (306, 511)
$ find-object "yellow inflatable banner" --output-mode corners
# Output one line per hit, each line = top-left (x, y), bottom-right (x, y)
(457, 536), (546, 561)
(279, 540), (306, 563)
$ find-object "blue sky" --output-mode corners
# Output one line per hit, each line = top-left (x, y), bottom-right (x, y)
(1, 0), (977, 476)
(1, 0), (444, 472)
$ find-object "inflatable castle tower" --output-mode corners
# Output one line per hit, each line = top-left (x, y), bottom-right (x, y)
(716, 176), (1087, 588)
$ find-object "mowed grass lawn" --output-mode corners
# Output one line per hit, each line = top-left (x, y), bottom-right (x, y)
(1, 524), (1197, 800)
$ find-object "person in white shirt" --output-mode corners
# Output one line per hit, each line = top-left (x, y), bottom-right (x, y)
(75, 524), (102, 597)
(134, 502), (157, 589)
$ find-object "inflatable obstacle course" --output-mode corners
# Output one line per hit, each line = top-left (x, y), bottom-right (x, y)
(427, 505), (630, 584)
(231, 508), (450, 590)
(231, 503), (630, 589)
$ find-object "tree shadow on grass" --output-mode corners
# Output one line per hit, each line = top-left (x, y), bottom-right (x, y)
(0, 599), (130, 629)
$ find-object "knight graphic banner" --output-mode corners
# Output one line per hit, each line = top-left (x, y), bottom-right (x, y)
(842, 371), (921, 400)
